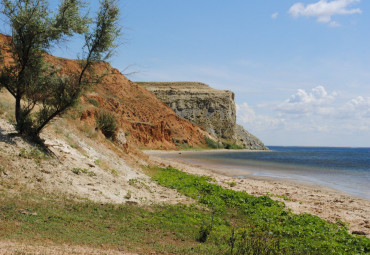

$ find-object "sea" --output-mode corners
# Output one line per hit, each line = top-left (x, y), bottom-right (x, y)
(163, 146), (370, 199)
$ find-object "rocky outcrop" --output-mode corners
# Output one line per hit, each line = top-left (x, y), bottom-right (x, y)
(139, 82), (268, 150)
(139, 82), (235, 139)
(234, 124), (267, 150)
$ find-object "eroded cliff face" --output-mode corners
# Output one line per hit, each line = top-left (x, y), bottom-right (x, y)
(139, 82), (268, 150)
(0, 34), (208, 150)
(139, 82), (236, 139)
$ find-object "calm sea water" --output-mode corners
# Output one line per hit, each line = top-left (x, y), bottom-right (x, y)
(167, 147), (370, 199)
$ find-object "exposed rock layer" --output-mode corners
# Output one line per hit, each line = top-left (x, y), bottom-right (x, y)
(0, 34), (207, 150)
(139, 82), (267, 150)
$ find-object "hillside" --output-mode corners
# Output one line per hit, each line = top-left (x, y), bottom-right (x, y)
(0, 34), (208, 151)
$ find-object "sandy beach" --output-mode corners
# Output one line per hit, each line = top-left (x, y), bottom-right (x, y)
(145, 150), (370, 238)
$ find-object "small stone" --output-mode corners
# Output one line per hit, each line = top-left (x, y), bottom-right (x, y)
(352, 230), (366, 235)
(126, 201), (138, 205)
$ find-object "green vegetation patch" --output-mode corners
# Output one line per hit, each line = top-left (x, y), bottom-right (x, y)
(0, 167), (368, 254)
(0, 193), (231, 254)
(205, 137), (244, 150)
(96, 110), (118, 139)
(205, 137), (223, 149)
(146, 166), (370, 254)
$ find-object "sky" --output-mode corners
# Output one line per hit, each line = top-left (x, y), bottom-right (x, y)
(4, 0), (370, 147)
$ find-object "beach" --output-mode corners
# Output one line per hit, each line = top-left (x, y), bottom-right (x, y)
(145, 150), (370, 238)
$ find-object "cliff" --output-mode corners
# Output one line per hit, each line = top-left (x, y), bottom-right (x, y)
(0, 34), (207, 150)
(139, 82), (267, 150)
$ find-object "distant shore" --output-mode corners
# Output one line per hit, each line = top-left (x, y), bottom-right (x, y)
(145, 150), (370, 238)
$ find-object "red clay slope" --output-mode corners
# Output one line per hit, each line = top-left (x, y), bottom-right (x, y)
(0, 33), (207, 150)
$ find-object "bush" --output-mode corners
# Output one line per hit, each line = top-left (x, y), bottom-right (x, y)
(96, 110), (118, 139)
(87, 98), (100, 107)
(222, 142), (244, 150)
(205, 137), (245, 150)
(205, 137), (223, 149)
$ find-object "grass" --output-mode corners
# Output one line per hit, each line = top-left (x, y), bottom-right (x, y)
(87, 97), (100, 107)
(0, 193), (229, 254)
(144, 166), (370, 254)
(0, 167), (368, 254)
(71, 167), (96, 177)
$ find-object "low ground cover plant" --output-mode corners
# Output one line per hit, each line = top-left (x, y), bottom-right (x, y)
(147, 166), (370, 254)
(0, 167), (368, 254)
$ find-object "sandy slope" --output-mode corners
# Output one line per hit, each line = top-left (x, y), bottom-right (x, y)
(146, 150), (370, 238)
(0, 118), (190, 205)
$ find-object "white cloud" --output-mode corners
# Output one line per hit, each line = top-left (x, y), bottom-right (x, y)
(276, 86), (336, 115)
(271, 12), (279, 19)
(289, 0), (361, 24)
(236, 103), (285, 132)
(236, 87), (370, 146)
(340, 96), (370, 118)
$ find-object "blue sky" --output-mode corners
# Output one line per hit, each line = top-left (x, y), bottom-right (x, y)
(114, 0), (370, 147)
(7, 0), (370, 147)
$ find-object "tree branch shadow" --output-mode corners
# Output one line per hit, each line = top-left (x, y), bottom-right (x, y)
(0, 126), (17, 145)
(0, 126), (60, 161)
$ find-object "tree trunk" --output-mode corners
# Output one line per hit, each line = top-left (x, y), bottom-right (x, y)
(15, 95), (22, 133)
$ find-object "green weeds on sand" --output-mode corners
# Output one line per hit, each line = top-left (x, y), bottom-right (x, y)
(147, 166), (369, 254)
(0, 167), (368, 254)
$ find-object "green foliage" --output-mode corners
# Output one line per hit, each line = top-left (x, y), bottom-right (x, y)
(96, 110), (118, 138)
(0, 186), (369, 255)
(224, 181), (237, 187)
(87, 98), (100, 107)
(198, 223), (212, 243)
(205, 137), (223, 149)
(205, 137), (244, 150)
(228, 227), (285, 255)
(222, 142), (244, 150)
(71, 167), (95, 176)
(0, 0), (121, 138)
(124, 190), (132, 199)
(148, 166), (370, 254)
(19, 147), (48, 160)
(266, 192), (291, 201)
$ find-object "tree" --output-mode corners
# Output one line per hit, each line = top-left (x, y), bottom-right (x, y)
(0, 0), (120, 139)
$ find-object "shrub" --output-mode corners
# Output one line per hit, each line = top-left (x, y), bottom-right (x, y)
(205, 137), (244, 150)
(205, 137), (223, 149)
(96, 110), (118, 139)
(87, 98), (100, 107)
(222, 142), (244, 150)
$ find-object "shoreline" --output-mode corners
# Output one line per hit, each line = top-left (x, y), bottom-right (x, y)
(145, 150), (370, 238)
